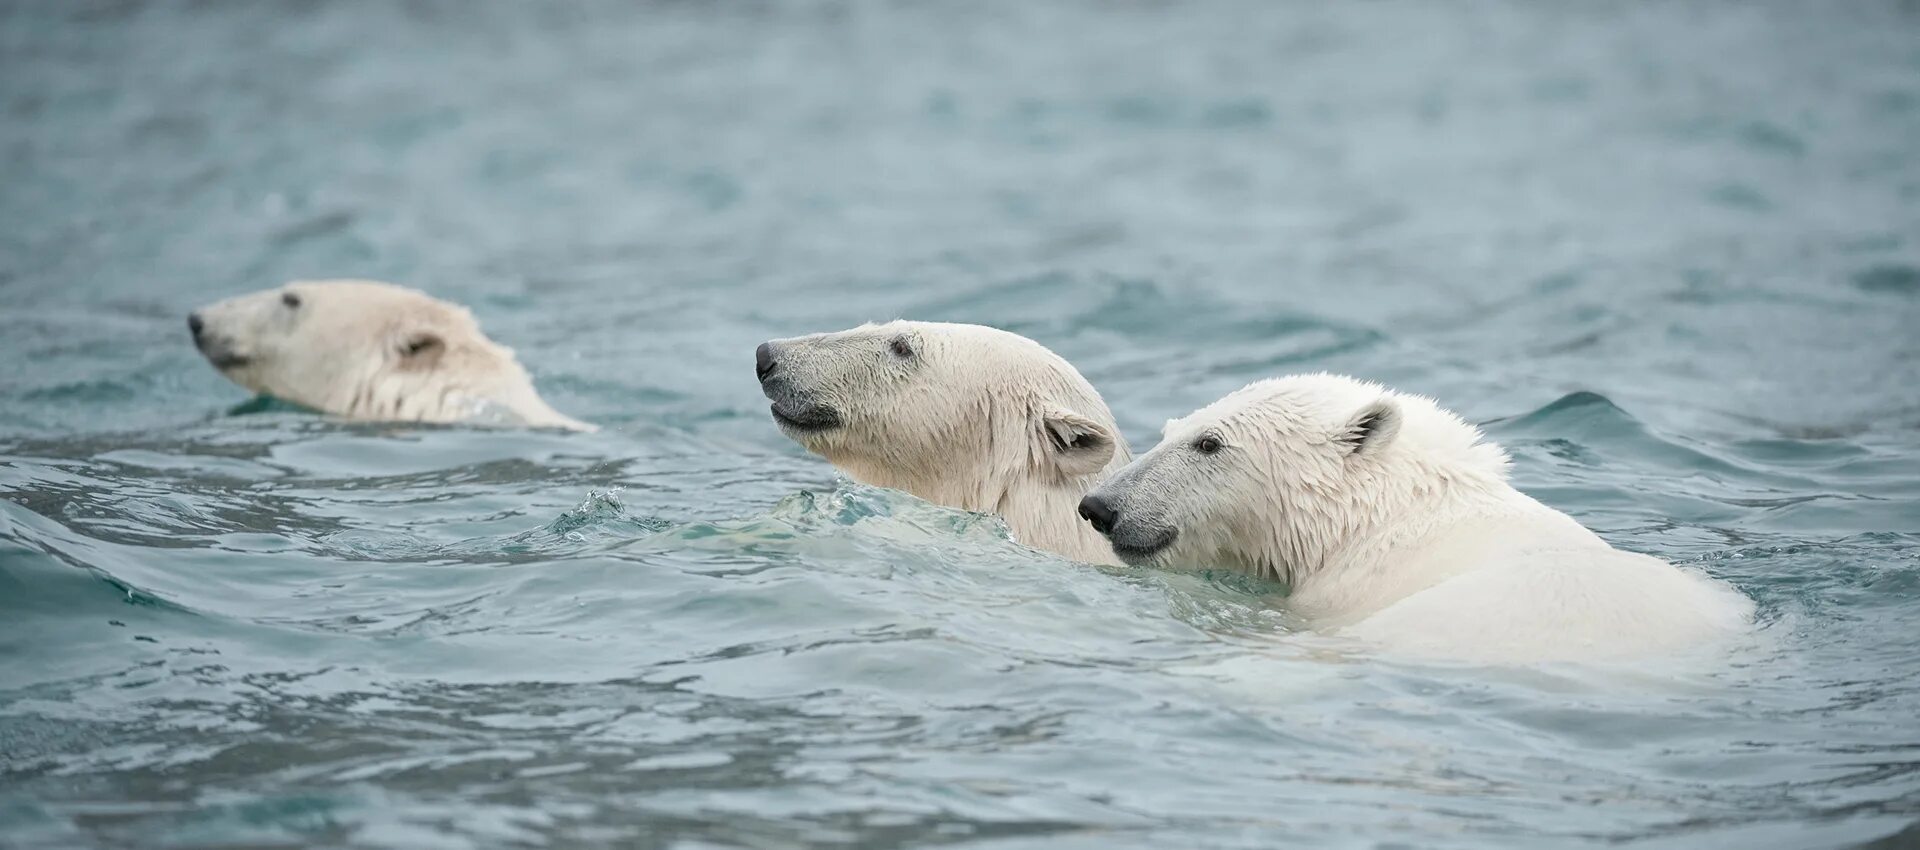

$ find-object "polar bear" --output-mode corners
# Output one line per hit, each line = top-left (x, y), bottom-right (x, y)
(189, 280), (592, 431)
(755, 321), (1127, 564)
(1076, 374), (1752, 662)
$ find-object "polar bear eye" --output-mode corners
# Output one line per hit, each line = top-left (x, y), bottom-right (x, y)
(281, 292), (302, 309)
(889, 335), (915, 359)
(1193, 436), (1224, 455)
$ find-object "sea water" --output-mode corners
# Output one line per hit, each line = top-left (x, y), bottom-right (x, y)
(2, 3), (1918, 848)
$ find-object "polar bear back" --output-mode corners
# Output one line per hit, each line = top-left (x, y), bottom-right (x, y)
(1345, 545), (1756, 663)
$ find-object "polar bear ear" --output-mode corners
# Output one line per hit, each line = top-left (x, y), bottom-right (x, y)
(396, 330), (446, 370)
(1340, 398), (1401, 457)
(1040, 407), (1117, 477)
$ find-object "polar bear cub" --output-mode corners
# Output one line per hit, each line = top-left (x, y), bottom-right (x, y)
(756, 321), (1128, 564)
(189, 280), (591, 431)
(1077, 373), (1752, 662)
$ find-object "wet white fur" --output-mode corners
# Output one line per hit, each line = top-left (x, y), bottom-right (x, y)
(765, 321), (1127, 564)
(1094, 373), (1753, 662)
(192, 280), (591, 431)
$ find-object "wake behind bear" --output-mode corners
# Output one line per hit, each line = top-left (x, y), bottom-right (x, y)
(190, 280), (591, 431)
(756, 321), (1128, 565)
(1078, 373), (1754, 663)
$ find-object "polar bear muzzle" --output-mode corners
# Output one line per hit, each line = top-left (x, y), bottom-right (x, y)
(1077, 489), (1179, 562)
(187, 311), (250, 371)
(755, 340), (844, 434)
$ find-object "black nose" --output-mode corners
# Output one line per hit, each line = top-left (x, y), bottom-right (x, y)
(187, 313), (204, 339)
(1078, 495), (1117, 535)
(755, 342), (777, 382)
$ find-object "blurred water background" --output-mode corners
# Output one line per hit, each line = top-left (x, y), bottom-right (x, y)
(3, 2), (1919, 848)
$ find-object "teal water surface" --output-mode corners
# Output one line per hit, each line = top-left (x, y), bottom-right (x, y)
(3, 3), (1919, 848)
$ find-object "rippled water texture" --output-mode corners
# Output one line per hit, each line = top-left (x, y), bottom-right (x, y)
(3, 3), (1919, 848)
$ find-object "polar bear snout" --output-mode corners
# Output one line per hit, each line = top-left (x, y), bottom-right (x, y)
(756, 340), (842, 434)
(1077, 494), (1118, 534)
(187, 310), (249, 370)
(1078, 489), (1178, 562)
(754, 342), (778, 382)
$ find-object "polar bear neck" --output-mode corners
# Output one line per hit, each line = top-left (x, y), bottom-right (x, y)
(824, 390), (1130, 566)
(993, 470), (1127, 565)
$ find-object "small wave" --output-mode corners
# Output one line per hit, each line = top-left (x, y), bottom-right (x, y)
(222, 395), (318, 417)
(1489, 390), (1630, 434)
(1489, 391), (1809, 486)
(0, 540), (187, 624)
(1852, 264), (1919, 295)
(491, 487), (672, 554)
(330, 488), (674, 566)
(635, 479), (1017, 563)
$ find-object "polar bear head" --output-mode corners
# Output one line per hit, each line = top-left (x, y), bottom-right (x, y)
(188, 279), (589, 430)
(1077, 373), (1509, 582)
(756, 320), (1128, 563)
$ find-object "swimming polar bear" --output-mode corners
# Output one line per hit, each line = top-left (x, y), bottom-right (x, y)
(756, 321), (1127, 564)
(1077, 373), (1752, 662)
(189, 280), (592, 431)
